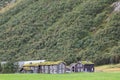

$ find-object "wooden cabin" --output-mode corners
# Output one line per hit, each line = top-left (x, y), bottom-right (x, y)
(70, 62), (84, 72)
(22, 61), (66, 74)
(69, 61), (94, 72)
(38, 61), (66, 74)
(82, 61), (94, 72)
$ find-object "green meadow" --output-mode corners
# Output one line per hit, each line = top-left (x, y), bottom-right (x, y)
(0, 72), (120, 80)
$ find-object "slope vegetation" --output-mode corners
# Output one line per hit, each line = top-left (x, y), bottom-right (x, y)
(0, 0), (120, 65)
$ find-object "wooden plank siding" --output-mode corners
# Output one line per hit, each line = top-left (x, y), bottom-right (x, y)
(70, 61), (94, 72)
(23, 61), (66, 74)
(84, 64), (94, 72)
(70, 63), (84, 72)
(38, 63), (66, 74)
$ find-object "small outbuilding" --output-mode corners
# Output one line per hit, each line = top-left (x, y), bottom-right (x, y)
(70, 62), (84, 72)
(82, 61), (94, 72)
(69, 61), (94, 72)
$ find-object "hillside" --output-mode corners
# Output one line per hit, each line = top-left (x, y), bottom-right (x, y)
(95, 64), (120, 72)
(0, 0), (120, 65)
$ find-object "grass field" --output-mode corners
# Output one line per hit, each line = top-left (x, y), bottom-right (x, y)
(0, 72), (120, 80)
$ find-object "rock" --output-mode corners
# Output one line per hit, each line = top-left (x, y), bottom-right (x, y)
(112, 1), (120, 12)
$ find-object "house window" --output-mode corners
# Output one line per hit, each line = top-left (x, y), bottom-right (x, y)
(72, 67), (75, 72)
(77, 64), (82, 67)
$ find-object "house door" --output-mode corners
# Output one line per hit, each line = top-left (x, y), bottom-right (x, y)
(38, 66), (42, 73)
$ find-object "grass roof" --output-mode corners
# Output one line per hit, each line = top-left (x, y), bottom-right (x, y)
(23, 61), (65, 67)
(81, 61), (94, 65)
(23, 67), (31, 71)
(23, 62), (39, 67)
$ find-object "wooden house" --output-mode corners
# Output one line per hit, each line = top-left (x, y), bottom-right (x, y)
(70, 62), (84, 72)
(38, 61), (66, 74)
(69, 61), (94, 72)
(22, 61), (66, 74)
(81, 61), (94, 72)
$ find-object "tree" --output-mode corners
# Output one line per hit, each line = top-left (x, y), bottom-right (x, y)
(2, 61), (17, 73)
(0, 63), (2, 73)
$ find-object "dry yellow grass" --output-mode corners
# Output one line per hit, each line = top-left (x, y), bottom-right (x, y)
(0, 0), (22, 14)
(104, 68), (120, 72)
(95, 64), (120, 72)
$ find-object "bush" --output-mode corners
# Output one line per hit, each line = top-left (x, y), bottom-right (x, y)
(2, 61), (17, 73)
(0, 63), (2, 73)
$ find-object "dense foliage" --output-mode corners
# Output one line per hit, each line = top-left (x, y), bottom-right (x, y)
(0, 0), (13, 8)
(0, 62), (17, 73)
(0, 0), (120, 65)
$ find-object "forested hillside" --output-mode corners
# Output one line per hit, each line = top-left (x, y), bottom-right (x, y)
(0, 0), (120, 65)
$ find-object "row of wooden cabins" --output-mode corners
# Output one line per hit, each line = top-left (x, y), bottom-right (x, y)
(21, 60), (94, 74)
